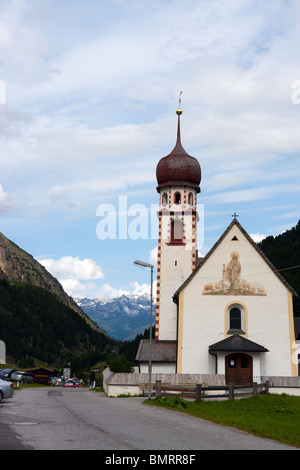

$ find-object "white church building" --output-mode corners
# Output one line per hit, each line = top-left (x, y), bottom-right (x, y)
(136, 108), (299, 385)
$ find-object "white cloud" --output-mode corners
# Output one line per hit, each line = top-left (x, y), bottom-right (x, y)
(38, 255), (156, 300)
(0, 184), (17, 214)
(1, 0), (299, 299)
(0, 0), (50, 87)
(38, 255), (105, 298)
(249, 233), (266, 243)
(130, 280), (157, 301)
(39, 256), (104, 281)
(149, 247), (158, 266)
(59, 278), (89, 299)
(97, 283), (130, 299)
(203, 184), (298, 205)
(131, 281), (150, 297)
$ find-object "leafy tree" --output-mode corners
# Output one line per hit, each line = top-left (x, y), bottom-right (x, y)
(258, 220), (300, 316)
(106, 353), (134, 373)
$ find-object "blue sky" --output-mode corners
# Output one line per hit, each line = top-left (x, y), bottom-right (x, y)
(0, 0), (299, 300)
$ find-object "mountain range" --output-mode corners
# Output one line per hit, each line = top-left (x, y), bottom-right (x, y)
(75, 295), (154, 341)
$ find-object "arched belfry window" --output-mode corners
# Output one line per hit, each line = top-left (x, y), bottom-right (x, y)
(188, 192), (193, 206)
(170, 219), (183, 243)
(227, 304), (245, 334)
(174, 192), (181, 204)
(230, 307), (241, 330)
(162, 193), (168, 206)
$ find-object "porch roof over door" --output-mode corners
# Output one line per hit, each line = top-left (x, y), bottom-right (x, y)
(209, 334), (269, 352)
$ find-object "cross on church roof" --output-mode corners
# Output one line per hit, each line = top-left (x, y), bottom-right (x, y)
(178, 90), (183, 108)
(232, 212), (239, 218)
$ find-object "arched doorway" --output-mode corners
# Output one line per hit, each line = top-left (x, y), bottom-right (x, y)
(225, 353), (253, 385)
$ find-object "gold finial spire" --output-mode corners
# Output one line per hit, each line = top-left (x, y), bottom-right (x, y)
(176, 90), (183, 115)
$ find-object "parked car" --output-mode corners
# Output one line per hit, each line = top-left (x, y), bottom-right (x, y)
(0, 378), (14, 401)
(49, 377), (62, 386)
(62, 379), (81, 388)
(0, 369), (18, 380)
(10, 371), (34, 383)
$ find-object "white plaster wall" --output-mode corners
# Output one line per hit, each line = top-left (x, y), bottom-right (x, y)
(269, 388), (300, 396)
(179, 224), (295, 376)
(158, 185), (197, 340)
(159, 243), (191, 340)
(107, 385), (141, 397)
(139, 363), (176, 374)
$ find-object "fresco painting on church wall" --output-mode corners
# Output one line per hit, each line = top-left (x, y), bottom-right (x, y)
(202, 252), (266, 296)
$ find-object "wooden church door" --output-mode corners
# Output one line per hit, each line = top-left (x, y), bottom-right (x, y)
(225, 353), (253, 385)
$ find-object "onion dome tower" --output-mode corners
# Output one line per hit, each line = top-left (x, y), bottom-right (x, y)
(156, 109), (201, 193)
(155, 103), (201, 341)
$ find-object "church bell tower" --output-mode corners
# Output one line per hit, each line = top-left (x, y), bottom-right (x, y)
(155, 105), (201, 341)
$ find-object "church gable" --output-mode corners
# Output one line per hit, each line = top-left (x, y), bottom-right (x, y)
(174, 218), (296, 300)
(202, 233), (268, 297)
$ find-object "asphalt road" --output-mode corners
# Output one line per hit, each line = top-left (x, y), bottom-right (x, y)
(0, 387), (297, 452)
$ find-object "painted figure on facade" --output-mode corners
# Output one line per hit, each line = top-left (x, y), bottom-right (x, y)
(224, 252), (241, 291)
(203, 252), (266, 296)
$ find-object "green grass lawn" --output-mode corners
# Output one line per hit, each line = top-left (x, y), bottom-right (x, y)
(146, 394), (300, 448)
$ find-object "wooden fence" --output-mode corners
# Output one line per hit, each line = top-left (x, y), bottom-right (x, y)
(153, 380), (270, 400)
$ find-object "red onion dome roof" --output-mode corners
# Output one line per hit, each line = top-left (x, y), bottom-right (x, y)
(156, 110), (201, 193)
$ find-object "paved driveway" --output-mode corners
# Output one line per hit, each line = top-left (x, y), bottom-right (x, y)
(0, 388), (297, 451)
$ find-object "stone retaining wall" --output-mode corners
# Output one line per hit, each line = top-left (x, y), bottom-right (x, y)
(103, 368), (300, 397)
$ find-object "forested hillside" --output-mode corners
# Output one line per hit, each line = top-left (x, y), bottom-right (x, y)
(0, 232), (82, 315)
(0, 279), (116, 370)
(0, 231), (118, 372)
(258, 220), (300, 316)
